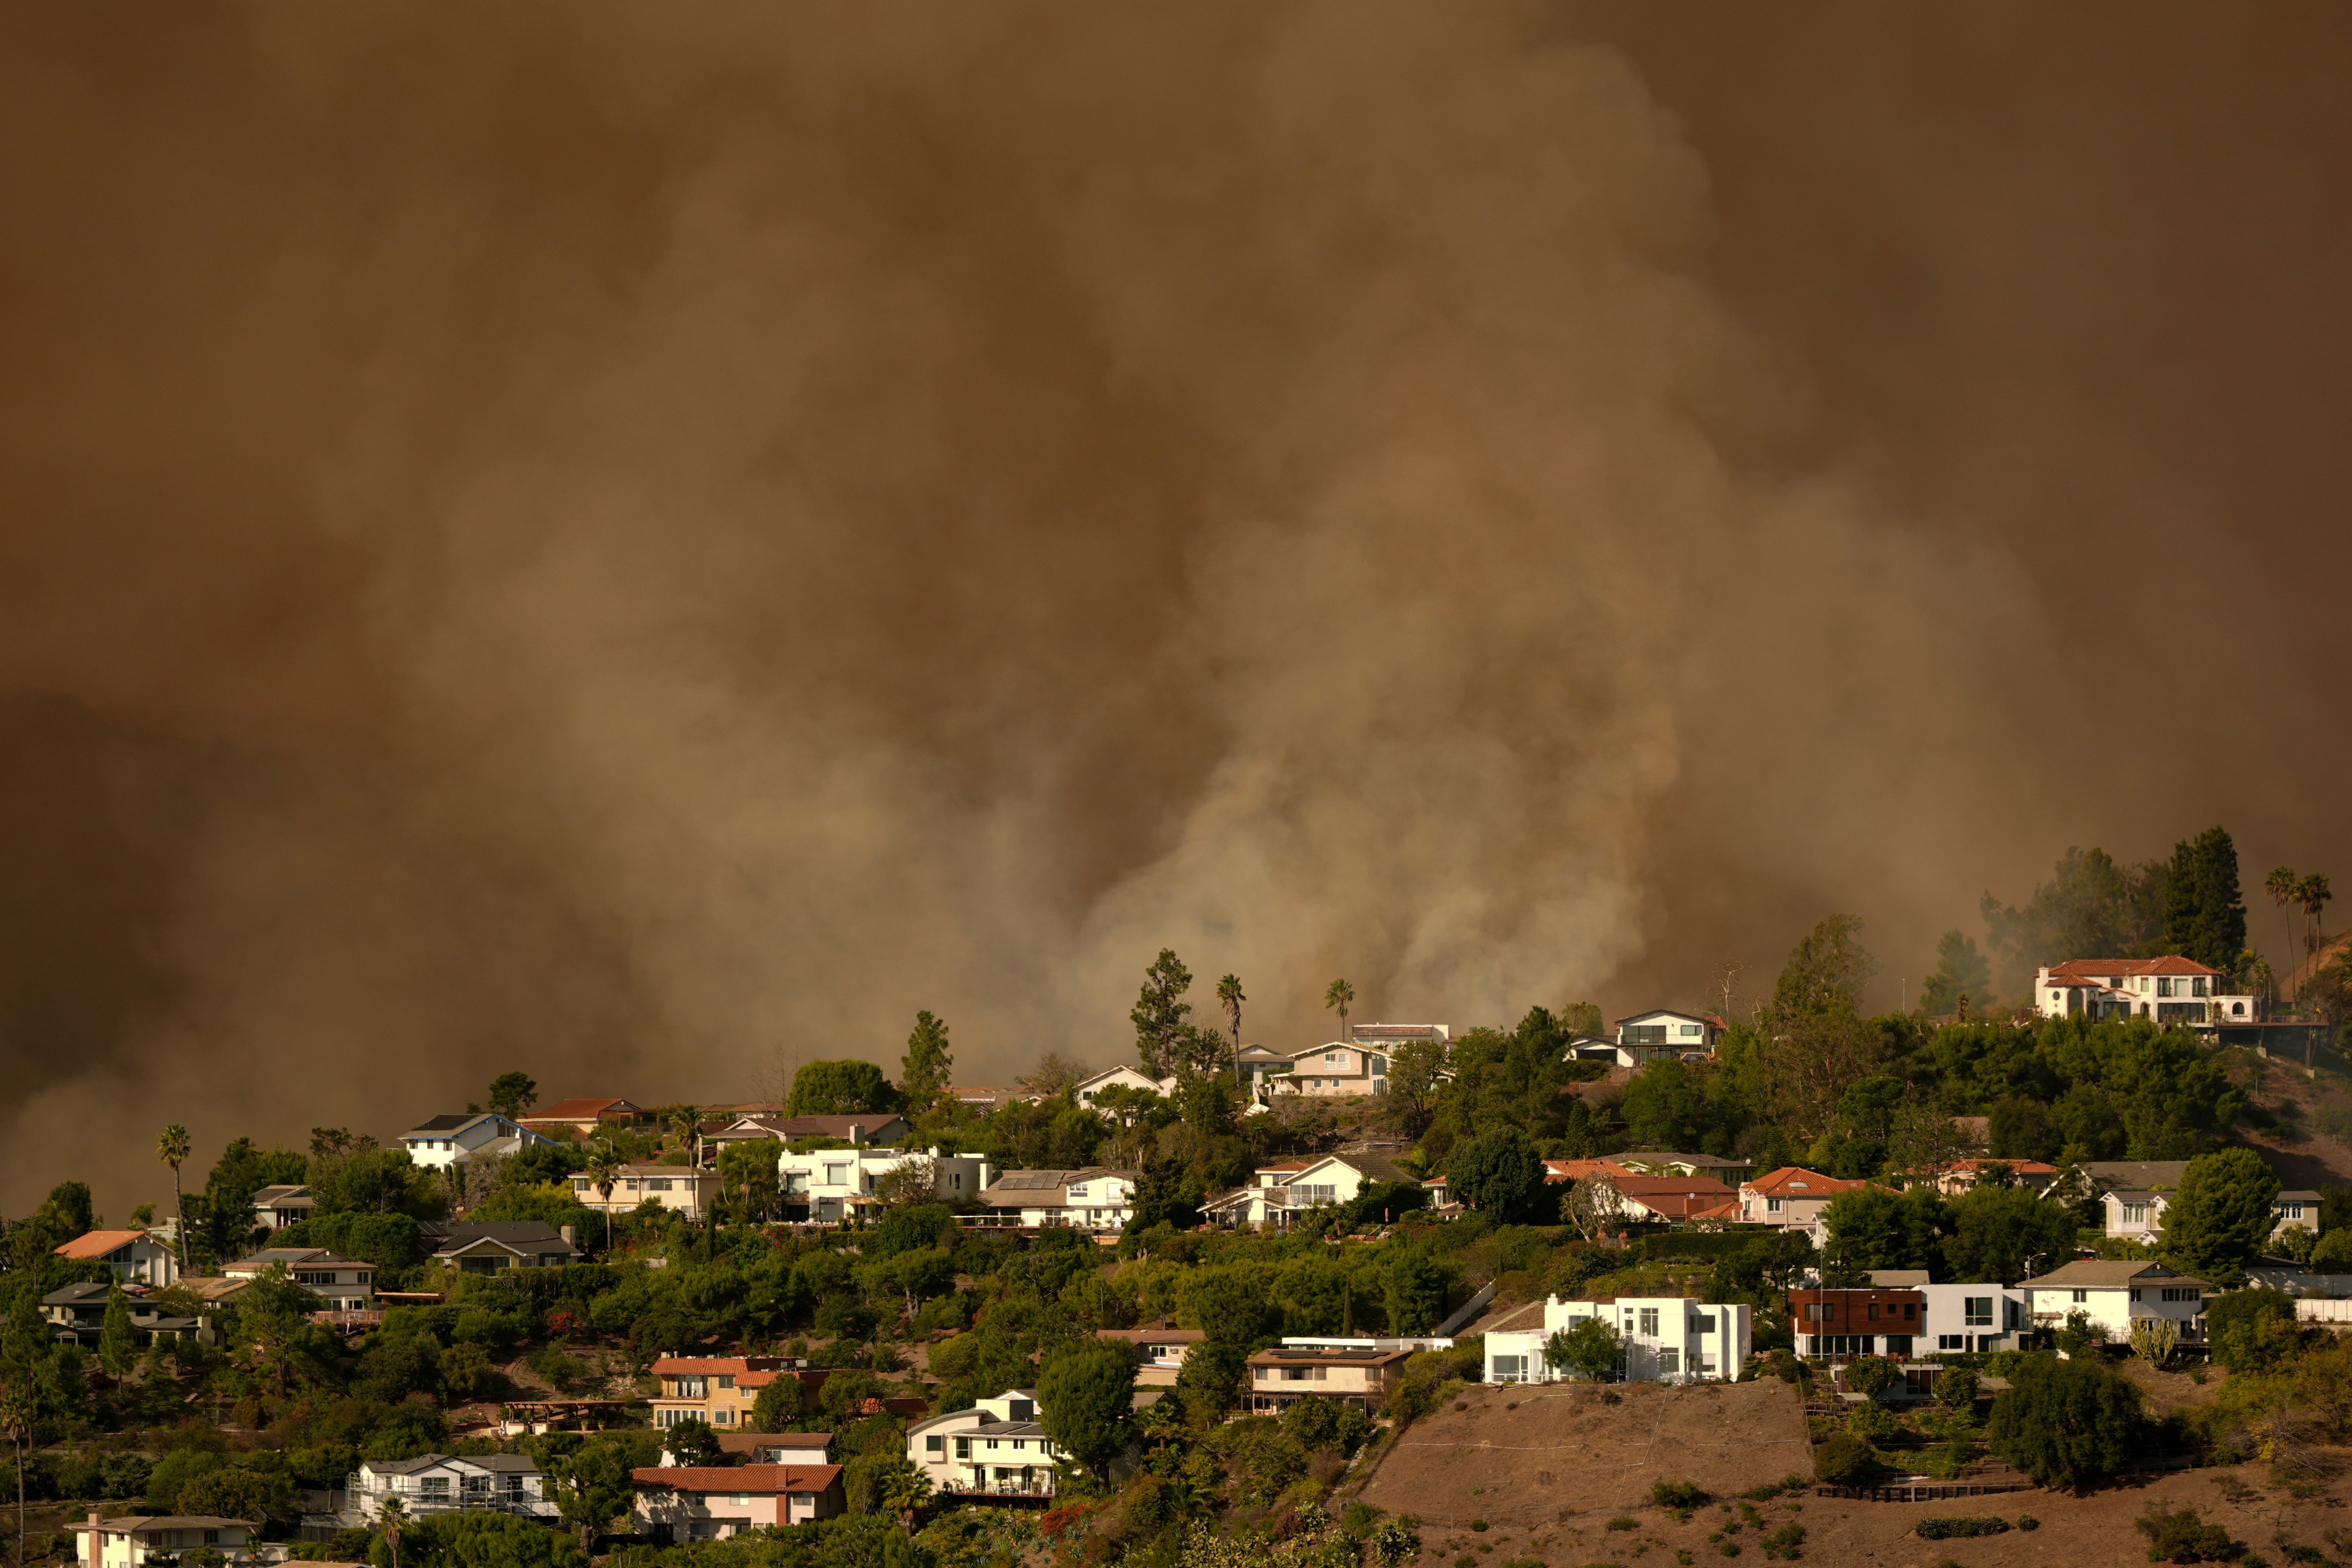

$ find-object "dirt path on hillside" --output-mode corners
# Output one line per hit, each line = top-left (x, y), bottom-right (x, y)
(1355, 1379), (1812, 1527)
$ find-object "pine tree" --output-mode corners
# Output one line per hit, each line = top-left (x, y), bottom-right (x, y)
(98, 1285), (135, 1379)
(2163, 826), (2248, 972)
(1130, 950), (1196, 1079)
(899, 1012), (954, 1110)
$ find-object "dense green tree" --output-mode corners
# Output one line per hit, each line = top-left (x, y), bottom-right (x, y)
(1038, 1343), (1136, 1482)
(1918, 930), (1992, 1015)
(750, 1372), (809, 1432)
(1987, 1098), (2063, 1163)
(1172, 1338), (1246, 1425)
(487, 1073), (539, 1119)
(378, 1510), (587, 1568)
(1763, 915), (1885, 1141)
(786, 1060), (898, 1117)
(2158, 1148), (2280, 1288)
(98, 1286), (135, 1378)
(41, 1181), (94, 1239)
(1820, 1184), (1950, 1279)
(1981, 846), (2169, 992)
(544, 1439), (637, 1553)
(1131, 949), (1200, 1079)
(1446, 1126), (1544, 1221)
(898, 1013), (954, 1112)
(1620, 1061), (1712, 1150)
(1543, 1316), (1621, 1382)
(1984, 1356), (2142, 1491)
(662, 1418), (722, 1467)
(1942, 1184), (2079, 1283)
(1380, 1249), (1452, 1335)
(2163, 826), (2248, 975)
(2205, 1287), (2301, 1374)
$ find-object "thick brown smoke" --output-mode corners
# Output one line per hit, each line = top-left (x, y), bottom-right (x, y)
(2, 3), (2347, 1213)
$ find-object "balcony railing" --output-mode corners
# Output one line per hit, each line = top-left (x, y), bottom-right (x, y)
(341, 1481), (559, 1522)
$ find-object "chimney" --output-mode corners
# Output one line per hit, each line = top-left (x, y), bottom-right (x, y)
(560, 1225), (575, 1247)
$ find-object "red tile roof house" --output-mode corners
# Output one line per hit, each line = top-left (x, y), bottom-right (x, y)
(519, 1098), (657, 1137)
(1738, 1168), (1868, 1239)
(630, 1464), (844, 1538)
(54, 1231), (179, 1289)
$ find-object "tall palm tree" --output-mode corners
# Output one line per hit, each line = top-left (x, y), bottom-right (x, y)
(582, 1147), (622, 1255)
(1323, 978), (1354, 1042)
(2269, 866), (2300, 985)
(2, 1380), (32, 1568)
(378, 1494), (407, 1568)
(669, 1106), (703, 1167)
(2301, 873), (2334, 958)
(156, 1125), (191, 1273)
(1216, 975), (1245, 1088)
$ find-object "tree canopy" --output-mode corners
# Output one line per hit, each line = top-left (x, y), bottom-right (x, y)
(786, 1059), (898, 1117)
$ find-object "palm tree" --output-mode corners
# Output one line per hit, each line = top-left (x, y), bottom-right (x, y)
(1216, 974), (1246, 1089)
(1323, 978), (1355, 1042)
(378, 1493), (407, 1568)
(582, 1146), (622, 1255)
(156, 1125), (191, 1273)
(2301, 874), (2334, 959)
(669, 1106), (703, 1167)
(2, 1380), (33, 1568)
(2269, 866), (2300, 984)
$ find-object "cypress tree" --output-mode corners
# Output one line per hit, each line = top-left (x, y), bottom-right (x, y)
(99, 1285), (136, 1378)
(2163, 826), (2248, 972)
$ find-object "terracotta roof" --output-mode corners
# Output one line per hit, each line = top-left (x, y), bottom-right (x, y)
(53, 1231), (161, 1260)
(1543, 1158), (1641, 1184)
(652, 1356), (785, 1375)
(1688, 1200), (1742, 1222)
(1742, 1167), (1866, 1197)
(714, 1433), (830, 1454)
(2045, 956), (2225, 980)
(631, 1465), (842, 1493)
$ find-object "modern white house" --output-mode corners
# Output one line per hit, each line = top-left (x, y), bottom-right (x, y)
(570, 1163), (722, 1222)
(2021, 1259), (2210, 1343)
(345, 1454), (556, 1522)
(1483, 1294), (1752, 1385)
(2034, 957), (2259, 1031)
(1867, 1272), (2029, 1354)
(906, 1391), (1060, 1499)
(973, 1168), (1138, 1230)
(630, 1463), (844, 1536)
(1614, 1010), (1722, 1062)
(776, 1146), (991, 1224)
(397, 1112), (557, 1170)
(223, 1248), (376, 1312)
(1202, 1151), (1420, 1229)
(1274, 1043), (1390, 1098)
(52, 1231), (179, 1288)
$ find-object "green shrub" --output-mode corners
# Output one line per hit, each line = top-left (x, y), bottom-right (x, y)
(1842, 1356), (1901, 1398)
(1757, 1523), (1805, 1561)
(1812, 1435), (1872, 1485)
(1652, 1480), (1709, 1509)
(2016, 1515), (2037, 1531)
(2135, 1503), (2237, 1563)
(1914, 1517), (2008, 1540)
(1846, 1400), (1900, 1444)
(1606, 1516), (1637, 1531)
(1934, 1367), (1979, 1409)
(1470, 1520), (1488, 1532)
(1984, 1354), (2142, 1490)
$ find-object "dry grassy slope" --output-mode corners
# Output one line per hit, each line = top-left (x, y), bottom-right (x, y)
(1353, 1378), (1810, 1527)
(2231, 1046), (2352, 1191)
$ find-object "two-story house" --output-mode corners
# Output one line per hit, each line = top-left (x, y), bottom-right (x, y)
(974, 1168), (1140, 1231)
(630, 1465), (843, 1537)
(776, 1146), (991, 1224)
(2022, 1259), (2210, 1343)
(1603, 1151), (1757, 1187)
(569, 1164), (721, 1222)
(397, 1112), (556, 1170)
(1614, 1011), (1723, 1062)
(42, 1284), (213, 1349)
(2035, 957), (2258, 1031)
(703, 1113), (914, 1163)
(1866, 1272), (2027, 1353)
(1483, 1295), (1752, 1384)
(1909, 1159), (2061, 1198)
(53, 1231), (179, 1289)
(1275, 1043), (1389, 1098)
(649, 1355), (829, 1430)
(1202, 1151), (1419, 1229)
(1738, 1168), (1867, 1239)
(223, 1248), (376, 1312)
(906, 1391), (1061, 1498)
(249, 1185), (315, 1234)
(2275, 1189), (2323, 1239)
(1789, 1284), (1927, 1359)
(76, 1512), (260, 1568)
(344, 1454), (555, 1522)
(1244, 1344), (1416, 1413)
(1096, 1324), (1205, 1386)
(519, 1098), (657, 1138)
(1234, 1044), (1296, 1100)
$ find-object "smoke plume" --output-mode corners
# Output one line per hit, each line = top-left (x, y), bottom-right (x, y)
(1, 3), (2347, 1212)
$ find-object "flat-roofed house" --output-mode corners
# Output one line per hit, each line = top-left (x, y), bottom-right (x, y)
(1485, 1294), (1752, 1384)
(76, 1514), (259, 1568)
(1614, 1011), (1722, 1062)
(1245, 1344), (1415, 1414)
(1789, 1285), (1926, 1360)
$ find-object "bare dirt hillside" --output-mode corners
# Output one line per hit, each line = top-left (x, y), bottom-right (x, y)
(1356, 1378), (1810, 1528)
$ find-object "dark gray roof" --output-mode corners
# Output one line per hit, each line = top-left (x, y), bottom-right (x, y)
(406, 1113), (485, 1134)
(427, 1221), (578, 1256)
(991, 1171), (1075, 1191)
(44, 1282), (114, 1306)
(2080, 1160), (2193, 1191)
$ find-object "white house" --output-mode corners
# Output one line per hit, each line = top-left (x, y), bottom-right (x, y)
(906, 1391), (1060, 1499)
(224, 1248), (376, 1312)
(2021, 1259), (2210, 1343)
(53, 1231), (179, 1288)
(1867, 1272), (2029, 1354)
(2034, 957), (2258, 1031)
(76, 1514), (260, 1568)
(776, 1146), (991, 1224)
(1203, 1151), (1420, 1229)
(249, 1185), (315, 1233)
(1614, 1011), (1722, 1062)
(974, 1168), (1138, 1231)
(630, 1463), (844, 1536)
(571, 1163), (722, 1222)
(1483, 1294), (1752, 1385)
(345, 1454), (556, 1522)
(1567, 1036), (1634, 1068)
(397, 1112), (557, 1170)
(1072, 1065), (1176, 1107)
(1274, 1042), (1392, 1098)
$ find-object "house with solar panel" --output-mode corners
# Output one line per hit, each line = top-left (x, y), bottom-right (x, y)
(974, 1168), (1140, 1231)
